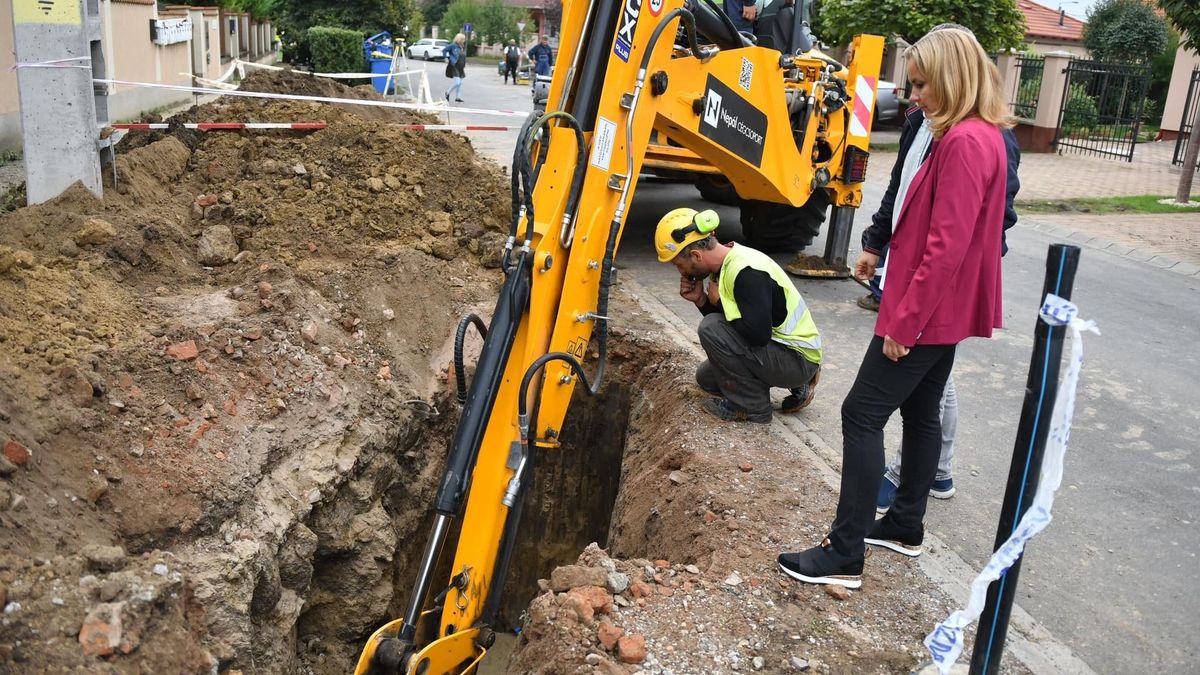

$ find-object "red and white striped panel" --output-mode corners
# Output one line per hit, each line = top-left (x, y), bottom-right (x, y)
(849, 75), (877, 138)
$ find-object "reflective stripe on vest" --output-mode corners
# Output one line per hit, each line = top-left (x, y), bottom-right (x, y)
(717, 245), (823, 359)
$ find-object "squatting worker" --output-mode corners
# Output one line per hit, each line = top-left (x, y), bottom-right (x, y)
(778, 28), (1010, 589)
(655, 207), (822, 425)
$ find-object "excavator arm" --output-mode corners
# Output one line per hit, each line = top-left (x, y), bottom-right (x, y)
(357, 1), (882, 672)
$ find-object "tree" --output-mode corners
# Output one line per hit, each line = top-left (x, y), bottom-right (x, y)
(1083, 0), (1169, 64)
(815, 0), (1026, 53)
(442, 0), (483, 38)
(478, 0), (528, 45)
(1160, 0), (1200, 202)
(423, 0), (453, 27)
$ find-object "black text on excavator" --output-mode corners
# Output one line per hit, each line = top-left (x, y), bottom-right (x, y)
(356, 0), (882, 672)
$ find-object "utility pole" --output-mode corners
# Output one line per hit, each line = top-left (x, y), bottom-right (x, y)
(12, 0), (105, 204)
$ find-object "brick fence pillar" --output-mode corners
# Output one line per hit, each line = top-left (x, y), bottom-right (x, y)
(1017, 50), (1072, 153)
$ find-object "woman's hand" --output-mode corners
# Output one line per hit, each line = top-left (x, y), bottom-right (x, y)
(882, 335), (910, 362)
(854, 252), (880, 282)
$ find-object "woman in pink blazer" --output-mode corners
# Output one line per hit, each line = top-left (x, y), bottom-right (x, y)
(779, 28), (1012, 588)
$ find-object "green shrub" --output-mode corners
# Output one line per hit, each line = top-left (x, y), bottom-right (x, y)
(1014, 75), (1042, 119)
(307, 26), (364, 73)
(1062, 84), (1099, 137)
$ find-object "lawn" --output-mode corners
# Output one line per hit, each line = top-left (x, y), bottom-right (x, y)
(1018, 195), (1200, 214)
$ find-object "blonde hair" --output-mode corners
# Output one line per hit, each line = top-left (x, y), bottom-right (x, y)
(454, 32), (466, 44)
(906, 29), (1013, 138)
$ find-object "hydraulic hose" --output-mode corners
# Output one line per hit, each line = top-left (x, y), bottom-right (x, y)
(454, 314), (489, 405)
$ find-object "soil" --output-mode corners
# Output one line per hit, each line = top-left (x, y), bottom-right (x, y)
(0, 68), (1028, 674)
(0, 69), (508, 672)
(502, 317), (1029, 675)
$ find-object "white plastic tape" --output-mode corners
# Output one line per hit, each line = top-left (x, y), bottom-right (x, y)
(92, 78), (527, 118)
(923, 293), (1099, 673)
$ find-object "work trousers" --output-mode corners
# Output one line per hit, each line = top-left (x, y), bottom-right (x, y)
(695, 313), (819, 414)
(829, 335), (956, 559)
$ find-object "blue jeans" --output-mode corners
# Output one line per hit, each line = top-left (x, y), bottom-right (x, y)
(723, 0), (755, 34)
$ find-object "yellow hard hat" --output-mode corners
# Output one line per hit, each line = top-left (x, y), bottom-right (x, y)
(654, 208), (719, 262)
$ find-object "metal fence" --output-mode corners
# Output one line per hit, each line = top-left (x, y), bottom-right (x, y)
(1172, 66), (1200, 169)
(1053, 59), (1152, 162)
(1012, 55), (1045, 120)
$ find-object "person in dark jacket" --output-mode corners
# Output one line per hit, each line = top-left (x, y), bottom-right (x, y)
(528, 35), (553, 77)
(723, 0), (757, 34)
(503, 39), (521, 84)
(655, 207), (823, 424)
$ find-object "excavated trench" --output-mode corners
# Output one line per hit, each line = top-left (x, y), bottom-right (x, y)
(287, 332), (686, 673)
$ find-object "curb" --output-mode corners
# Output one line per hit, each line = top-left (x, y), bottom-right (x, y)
(625, 277), (1096, 675)
(1018, 219), (1200, 278)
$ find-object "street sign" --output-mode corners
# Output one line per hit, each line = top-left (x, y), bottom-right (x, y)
(463, 22), (473, 33)
(516, 21), (526, 31)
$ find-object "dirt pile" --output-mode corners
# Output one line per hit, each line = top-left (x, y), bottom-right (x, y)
(0, 69), (508, 672)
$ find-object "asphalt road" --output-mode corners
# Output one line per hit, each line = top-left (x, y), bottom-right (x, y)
(424, 59), (1199, 673)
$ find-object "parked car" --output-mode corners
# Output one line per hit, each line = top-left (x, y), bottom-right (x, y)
(407, 39), (449, 61)
(874, 80), (900, 128)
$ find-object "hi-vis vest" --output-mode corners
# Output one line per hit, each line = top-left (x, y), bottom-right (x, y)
(718, 245), (823, 364)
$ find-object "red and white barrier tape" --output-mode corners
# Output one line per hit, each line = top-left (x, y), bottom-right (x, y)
(111, 122), (328, 130)
(92, 78), (528, 119)
(109, 122), (521, 132)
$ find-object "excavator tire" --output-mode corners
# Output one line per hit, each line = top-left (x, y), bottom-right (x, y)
(694, 174), (740, 206)
(738, 189), (830, 253)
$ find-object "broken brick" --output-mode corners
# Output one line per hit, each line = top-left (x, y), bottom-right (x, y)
(166, 340), (199, 361)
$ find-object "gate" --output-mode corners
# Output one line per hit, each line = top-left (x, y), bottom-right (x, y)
(1173, 66), (1200, 168)
(1053, 59), (1151, 162)
(1011, 55), (1044, 120)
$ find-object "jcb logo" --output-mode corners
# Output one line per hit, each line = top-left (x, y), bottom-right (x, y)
(614, 0), (642, 62)
(703, 90), (722, 128)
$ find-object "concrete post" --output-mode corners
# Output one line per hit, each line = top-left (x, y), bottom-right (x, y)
(996, 52), (1020, 114)
(238, 14), (250, 56)
(249, 21), (259, 58)
(12, 0), (103, 204)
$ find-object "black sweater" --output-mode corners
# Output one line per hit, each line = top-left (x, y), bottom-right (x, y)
(698, 268), (784, 347)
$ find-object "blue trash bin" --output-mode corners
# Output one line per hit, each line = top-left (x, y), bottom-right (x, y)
(364, 31), (395, 94)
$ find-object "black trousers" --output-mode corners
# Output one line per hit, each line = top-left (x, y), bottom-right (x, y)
(504, 59), (519, 82)
(829, 335), (956, 558)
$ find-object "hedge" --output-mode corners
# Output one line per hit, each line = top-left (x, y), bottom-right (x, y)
(307, 26), (364, 74)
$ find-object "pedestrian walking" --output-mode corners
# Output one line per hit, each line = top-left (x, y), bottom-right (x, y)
(444, 33), (467, 103)
(654, 207), (822, 424)
(778, 28), (1012, 588)
(503, 39), (521, 85)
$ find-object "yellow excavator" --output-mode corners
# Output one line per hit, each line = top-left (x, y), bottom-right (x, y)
(355, 0), (882, 671)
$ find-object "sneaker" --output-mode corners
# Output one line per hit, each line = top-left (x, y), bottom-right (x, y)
(857, 293), (880, 312)
(781, 367), (821, 414)
(777, 538), (863, 588)
(864, 516), (923, 557)
(455, 98), (465, 102)
(701, 398), (772, 424)
(930, 477), (956, 499)
(876, 474), (898, 514)
(444, 91), (450, 102)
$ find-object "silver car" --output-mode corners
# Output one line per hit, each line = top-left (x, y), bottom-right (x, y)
(874, 80), (901, 128)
